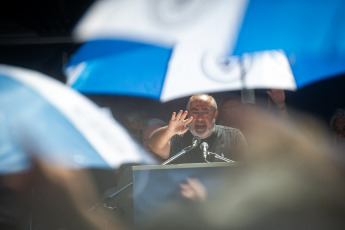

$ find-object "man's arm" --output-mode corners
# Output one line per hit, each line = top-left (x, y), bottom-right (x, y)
(148, 126), (173, 159)
(149, 110), (193, 159)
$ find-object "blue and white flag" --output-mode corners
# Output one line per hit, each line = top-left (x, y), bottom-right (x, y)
(232, 0), (345, 88)
(67, 0), (345, 102)
(0, 64), (156, 174)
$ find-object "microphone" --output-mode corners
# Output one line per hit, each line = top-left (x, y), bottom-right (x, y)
(200, 142), (209, 161)
(192, 136), (201, 147)
(162, 136), (200, 165)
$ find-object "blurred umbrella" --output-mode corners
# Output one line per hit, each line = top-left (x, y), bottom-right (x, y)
(66, 0), (345, 102)
(65, 0), (295, 102)
(232, 0), (345, 88)
(0, 64), (156, 175)
(65, 40), (294, 102)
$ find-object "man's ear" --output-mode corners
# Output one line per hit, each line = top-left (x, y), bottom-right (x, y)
(215, 111), (218, 120)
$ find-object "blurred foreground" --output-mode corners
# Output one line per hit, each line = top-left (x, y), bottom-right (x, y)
(139, 106), (345, 230)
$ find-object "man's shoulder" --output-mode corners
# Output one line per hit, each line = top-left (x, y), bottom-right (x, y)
(214, 125), (246, 147)
(215, 125), (241, 133)
(214, 125), (244, 139)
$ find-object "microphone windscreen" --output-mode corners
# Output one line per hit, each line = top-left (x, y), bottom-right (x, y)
(192, 136), (201, 145)
(200, 142), (208, 150)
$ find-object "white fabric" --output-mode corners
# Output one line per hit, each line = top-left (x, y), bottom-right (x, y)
(0, 64), (155, 168)
(73, 0), (297, 102)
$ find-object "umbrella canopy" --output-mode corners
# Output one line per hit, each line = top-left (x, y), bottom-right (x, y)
(65, 40), (295, 102)
(232, 0), (345, 88)
(65, 0), (296, 102)
(66, 0), (345, 102)
(65, 40), (173, 100)
(0, 64), (156, 175)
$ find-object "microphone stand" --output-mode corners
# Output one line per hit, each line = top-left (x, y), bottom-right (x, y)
(207, 151), (235, 163)
(101, 144), (199, 210)
(102, 182), (134, 210)
(161, 145), (195, 165)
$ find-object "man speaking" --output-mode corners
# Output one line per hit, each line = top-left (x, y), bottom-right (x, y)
(149, 93), (247, 164)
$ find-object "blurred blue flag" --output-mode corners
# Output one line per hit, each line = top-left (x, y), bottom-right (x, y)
(232, 0), (345, 87)
(66, 0), (345, 102)
(67, 0), (297, 101)
(0, 64), (156, 175)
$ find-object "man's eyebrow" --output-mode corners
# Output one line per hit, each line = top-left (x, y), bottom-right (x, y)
(190, 107), (210, 111)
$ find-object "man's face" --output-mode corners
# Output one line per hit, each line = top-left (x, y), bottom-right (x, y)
(333, 116), (345, 144)
(188, 95), (218, 139)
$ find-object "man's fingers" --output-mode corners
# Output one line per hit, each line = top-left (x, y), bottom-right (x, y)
(266, 91), (273, 98)
(180, 178), (207, 202)
(180, 110), (189, 120)
(175, 110), (184, 120)
(269, 89), (284, 97)
(171, 111), (177, 120)
(180, 187), (193, 199)
(186, 178), (204, 192)
(185, 116), (193, 125)
(172, 110), (189, 122)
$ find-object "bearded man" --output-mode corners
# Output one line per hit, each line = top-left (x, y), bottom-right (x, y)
(149, 94), (247, 164)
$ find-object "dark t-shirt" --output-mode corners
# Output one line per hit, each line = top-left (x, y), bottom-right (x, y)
(169, 125), (247, 164)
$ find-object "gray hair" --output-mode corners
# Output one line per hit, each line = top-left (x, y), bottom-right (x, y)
(330, 108), (345, 128)
(186, 93), (218, 112)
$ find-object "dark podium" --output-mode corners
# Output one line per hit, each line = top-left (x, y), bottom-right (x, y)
(132, 162), (236, 226)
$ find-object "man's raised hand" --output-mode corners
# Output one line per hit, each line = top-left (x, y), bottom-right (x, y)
(168, 110), (193, 135)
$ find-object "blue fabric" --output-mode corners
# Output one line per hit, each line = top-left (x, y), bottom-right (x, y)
(66, 40), (173, 100)
(0, 75), (110, 174)
(232, 0), (345, 88)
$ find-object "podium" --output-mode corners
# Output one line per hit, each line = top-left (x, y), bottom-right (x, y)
(132, 162), (236, 225)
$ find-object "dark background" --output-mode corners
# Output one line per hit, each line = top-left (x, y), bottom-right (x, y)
(1, 0), (345, 127)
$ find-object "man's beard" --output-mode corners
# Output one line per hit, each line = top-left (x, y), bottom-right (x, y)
(190, 118), (216, 139)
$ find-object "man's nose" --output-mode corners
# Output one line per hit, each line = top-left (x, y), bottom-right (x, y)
(195, 113), (204, 120)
